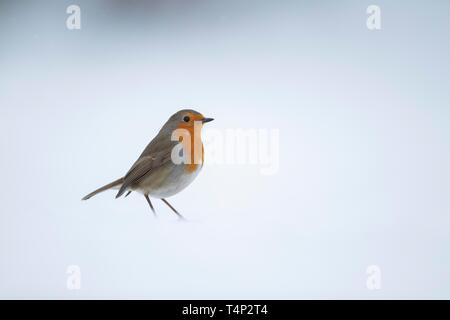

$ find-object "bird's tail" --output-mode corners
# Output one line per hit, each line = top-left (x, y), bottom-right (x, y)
(82, 177), (124, 200)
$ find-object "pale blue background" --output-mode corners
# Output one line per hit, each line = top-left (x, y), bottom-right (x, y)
(0, 0), (449, 298)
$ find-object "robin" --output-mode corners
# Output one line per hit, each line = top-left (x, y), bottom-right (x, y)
(82, 109), (214, 219)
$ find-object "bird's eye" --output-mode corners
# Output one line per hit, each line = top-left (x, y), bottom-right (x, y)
(183, 116), (190, 122)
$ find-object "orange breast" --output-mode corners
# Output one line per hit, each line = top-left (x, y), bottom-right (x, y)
(177, 123), (204, 173)
(185, 145), (204, 173)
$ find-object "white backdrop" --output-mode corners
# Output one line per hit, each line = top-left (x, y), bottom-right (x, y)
(0, 0), (449, 298)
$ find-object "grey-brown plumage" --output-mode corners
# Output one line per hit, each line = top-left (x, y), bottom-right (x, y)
(81, 177), (124, 200)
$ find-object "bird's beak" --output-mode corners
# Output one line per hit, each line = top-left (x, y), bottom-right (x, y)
(202, 117), (214, 124)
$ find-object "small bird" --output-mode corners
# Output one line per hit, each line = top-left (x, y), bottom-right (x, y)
(82, 109), (214, 219)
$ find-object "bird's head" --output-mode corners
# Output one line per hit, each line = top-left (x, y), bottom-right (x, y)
(158, 109), (214, 142)
(172, 109), (214, 129)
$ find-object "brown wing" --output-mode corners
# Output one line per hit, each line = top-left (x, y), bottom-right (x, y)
(115, 148), (173, 198)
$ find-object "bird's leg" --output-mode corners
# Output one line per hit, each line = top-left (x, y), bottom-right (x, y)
(144, 194), (156, 216)
(161, 198), (184, 220)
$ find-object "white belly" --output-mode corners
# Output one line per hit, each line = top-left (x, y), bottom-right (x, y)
(135, 164), (202, 198)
